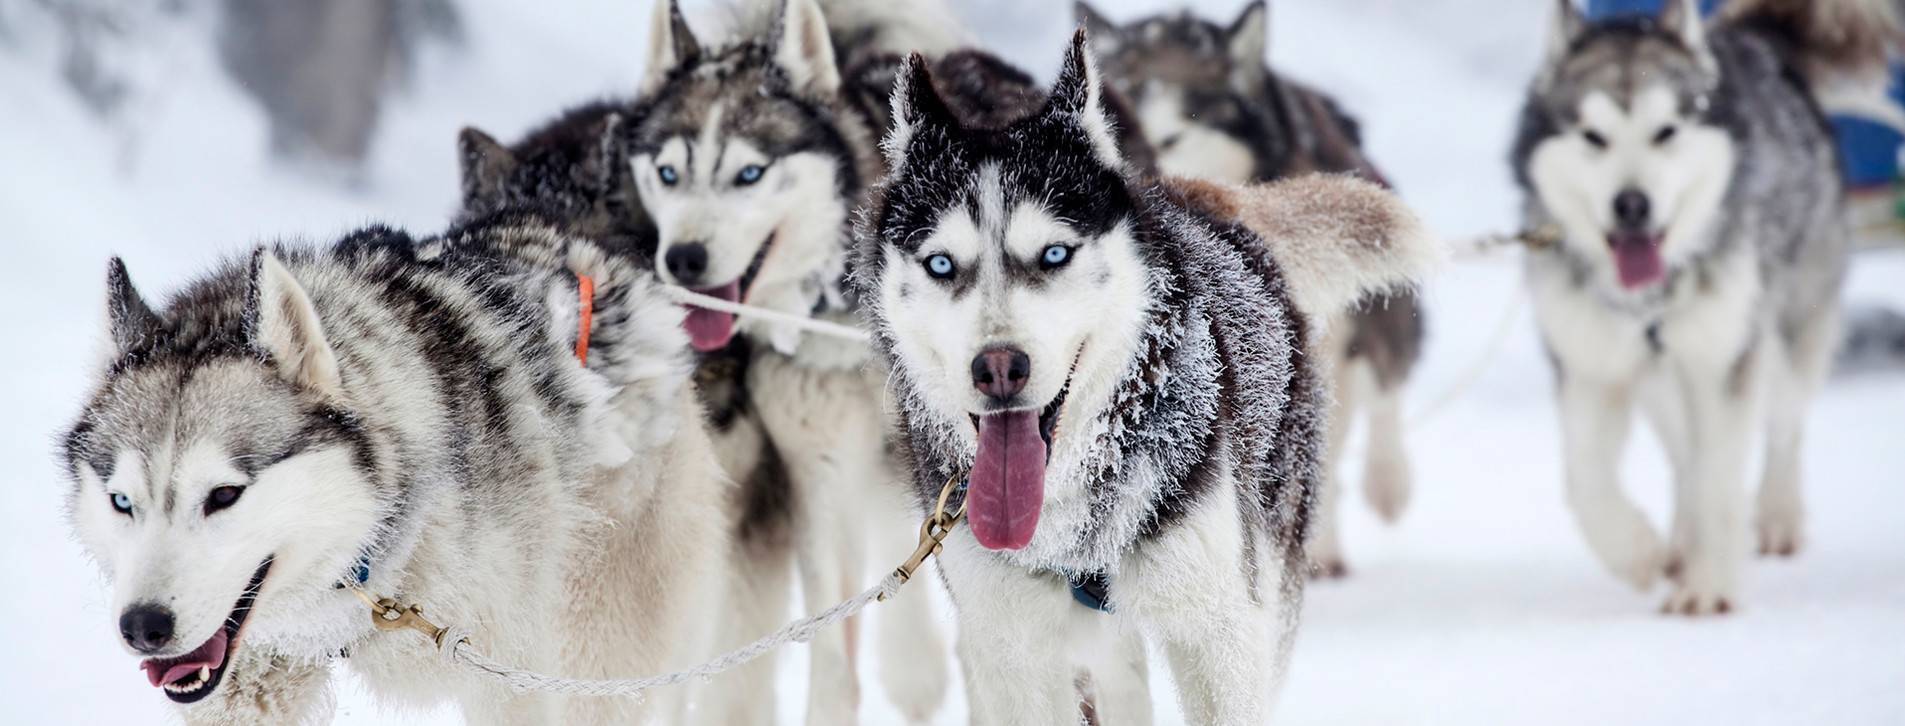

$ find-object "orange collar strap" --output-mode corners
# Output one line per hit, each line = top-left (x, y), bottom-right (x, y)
(574, 273), (594, 365)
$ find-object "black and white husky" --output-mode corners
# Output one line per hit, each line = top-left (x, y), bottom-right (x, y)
(1515, 0), (1895, 614)
(60, 214), (730, 724)
(857, 32), (1440, 724)
(1078, 0), (1426, 577)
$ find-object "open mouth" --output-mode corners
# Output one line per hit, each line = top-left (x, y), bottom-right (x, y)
(1606, 229), (1666, 289)
(682, 233), (774, 351)
(142, 558), (272, 704)
(965, 375), (1072, 552)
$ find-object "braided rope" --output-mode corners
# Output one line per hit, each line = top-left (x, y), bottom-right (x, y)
(435, 574), (902, 698)
(659, 285), (872, 343)
(1406, 281), (1526, 430)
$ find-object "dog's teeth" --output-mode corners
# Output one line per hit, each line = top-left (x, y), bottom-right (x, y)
(197, 665), (210, 683)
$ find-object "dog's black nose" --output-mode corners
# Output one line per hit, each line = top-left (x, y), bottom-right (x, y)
(664, 244), (709, 285)
(1613, 189), (1651, 230)
(971, 348), (1031, 400)
(120, 604), (175, 654)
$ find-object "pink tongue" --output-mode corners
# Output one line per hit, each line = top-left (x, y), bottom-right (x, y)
(143, 629), (227, 688)
(1609, 231), (1665, 289)
(969, 411), (1047, 550)
(683, 281), (740, 351)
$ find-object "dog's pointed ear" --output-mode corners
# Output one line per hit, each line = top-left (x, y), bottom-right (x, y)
(104, 257), (161, 355)
(1658, 0), (1715, 72)
(1225, 0), (1268, 91)
(640, 0), (701, 97)
(887, 52), (955, 166)
(249, 250), (343, 398)
(1074, 2), (1123, 57)
(1048, 28), (1127, 173)
(458, 126), (516, 212)
(583, 112), (627, 195)
(1542, 0), (1586, 78)
(772, 0), (842, 98)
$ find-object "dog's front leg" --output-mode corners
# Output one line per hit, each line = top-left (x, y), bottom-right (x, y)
(1660, 345), (1759, 615)
(1118, 488), (1271, 726)
(1558, 373), (1665, 590)
(938, 536), (1086, 726)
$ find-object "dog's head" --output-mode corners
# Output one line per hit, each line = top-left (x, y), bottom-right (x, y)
(456, 103), (654, 258)
(630, 0), (862, 352)
(1520, 0), (1733, 290)
(1076, 1), (1271, 183)
(859, 31), (1152, 551)
(62, 255), (382, 706)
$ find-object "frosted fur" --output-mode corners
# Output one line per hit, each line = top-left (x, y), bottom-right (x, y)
(61, 213), (728, 725)
(857, 31), (1435, 722)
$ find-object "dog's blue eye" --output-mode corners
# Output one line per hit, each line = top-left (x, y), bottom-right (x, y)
(110, 492), (131, 514)
(1041, 245), (1072, 268)
(925, 254), (955, 279)
(658, 165), (679, 185)
(736, 165), (764, 185)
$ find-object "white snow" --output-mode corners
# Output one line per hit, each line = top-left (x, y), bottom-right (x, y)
(2, 1), (1901, 724)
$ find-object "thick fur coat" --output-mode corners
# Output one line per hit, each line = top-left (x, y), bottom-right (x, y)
(856, 32), (1437, 724)
(62, 214), (727, 725)
(1512, 0), (1893, 614)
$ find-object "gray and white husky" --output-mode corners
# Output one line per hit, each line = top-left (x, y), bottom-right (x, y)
(628, 0), (964, 721)
(857, 32), (1439, 724)
(1078, 0), (1426, 577)
(1515, 0), (1896, 614)
(60, 215), (730, 724)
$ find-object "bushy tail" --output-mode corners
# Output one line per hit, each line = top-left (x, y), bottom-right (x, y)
(1723, 0), (1903, 87)
(1218, 174), (1444, 321)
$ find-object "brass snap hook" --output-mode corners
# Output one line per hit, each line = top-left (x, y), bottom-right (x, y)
(346, 584), (451, 647)
(881, 474), (967, 600)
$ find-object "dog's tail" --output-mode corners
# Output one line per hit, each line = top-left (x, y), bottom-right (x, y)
(1723, 0), (1903, 90)
(1207, 174), (1443, 323)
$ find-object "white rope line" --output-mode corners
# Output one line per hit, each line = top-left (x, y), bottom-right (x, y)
(436, 573), (902, 698)
(1407, 281), (1526, 430)
(659, 286), (872, 343)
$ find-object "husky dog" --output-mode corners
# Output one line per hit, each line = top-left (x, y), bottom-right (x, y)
(1079, 0), (1426, 577)
(857, 33), (1439, 724)
(1515, 0), (1896, 614)
(629, 0), (968, 721)
(60, 214), (729, 724)
(456, 101), (657, 261)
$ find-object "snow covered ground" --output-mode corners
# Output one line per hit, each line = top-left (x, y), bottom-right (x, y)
(2, 0), (1901, 723)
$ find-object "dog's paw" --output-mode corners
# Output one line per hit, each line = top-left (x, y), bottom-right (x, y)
(1660, 584), (1735, 616)
(1361, 456), (1411, 524)
(1755, 495), (1805, 558)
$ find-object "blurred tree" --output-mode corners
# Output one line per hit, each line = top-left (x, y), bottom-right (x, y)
(218, 0), (460, 172)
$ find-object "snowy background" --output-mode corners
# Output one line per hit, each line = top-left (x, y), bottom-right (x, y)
(2, 0), (1902, 723)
